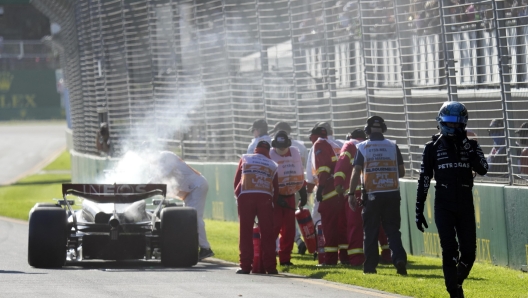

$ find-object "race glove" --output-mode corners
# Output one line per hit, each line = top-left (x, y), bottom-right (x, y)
(416, 213), (428, 233)
(315, 185), (324, 202)
(455, 129), (472, 151)
(298, 186), (308, 207)
(415, 201), (428, 233)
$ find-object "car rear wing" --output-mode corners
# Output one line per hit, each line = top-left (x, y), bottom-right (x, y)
(62, 184), (167, 204)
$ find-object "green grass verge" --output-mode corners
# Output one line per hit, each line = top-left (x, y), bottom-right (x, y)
(204, 219), (240, 264)
(0, 151), (71, 220)
(43, 150), (72, 171)
(2, 150), (526, 297)
(204, 219), (528, 298)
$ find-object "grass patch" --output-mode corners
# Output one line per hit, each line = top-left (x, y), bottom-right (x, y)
(43, 150), (71, 171)
(204, 219), (240, 264)
(205, 219), (528, 298)
(0, 151), (71, 220)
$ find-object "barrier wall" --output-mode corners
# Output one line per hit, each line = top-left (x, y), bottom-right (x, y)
(503, 187), (528, 270)
(69, 151), (240, 222)
(407, 181), (508, 265)
(69, 151), (118, 184)
(187, 162), (239, 222)
(398, 181), (413, 257)
(70, 153), (528, 269)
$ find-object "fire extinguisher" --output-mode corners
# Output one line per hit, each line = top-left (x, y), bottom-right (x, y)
(315, 222), (325, 264)
(295, 207), (317, 254)
(252, 224), (265, 274)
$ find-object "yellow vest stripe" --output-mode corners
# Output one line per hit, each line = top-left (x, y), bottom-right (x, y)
(317, 166), (331, 174)
(334, 171), (346, 179)
(322, 190), (338, 201)
(342, 151), (352, 160)
(347, 248), (364, 255)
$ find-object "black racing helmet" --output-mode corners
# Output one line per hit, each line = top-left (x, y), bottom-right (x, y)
(436, 101), (468, 137)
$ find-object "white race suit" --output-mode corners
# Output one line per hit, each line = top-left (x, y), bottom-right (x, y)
(156, 151), (211, 249)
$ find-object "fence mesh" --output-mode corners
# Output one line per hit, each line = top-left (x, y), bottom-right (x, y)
(34, 0), (528, 185)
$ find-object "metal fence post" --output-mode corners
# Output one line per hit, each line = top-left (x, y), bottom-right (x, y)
(476, 22), (486, 86)
(145, 1), (159, 154)
(191, 0), (209, 159)
(515, 26), (526, 88)
(119, 0), (134, 129)
(221, 0), (237, 160)
(171, 0), (184, 157)
(254, 0), (268, 124)
(358, 0), (373, 116)
(288, 0), (302, 138)
(492, 0), (514, 184)
(320, 0), (337, 102)
(349, 38), (357, 88)
(394, 0), (415, 178)
(438, 0), (459, 102)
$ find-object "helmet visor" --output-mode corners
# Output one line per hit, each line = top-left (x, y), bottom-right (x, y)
(438, 115), (465, 123)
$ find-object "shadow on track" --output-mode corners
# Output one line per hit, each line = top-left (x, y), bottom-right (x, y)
(60, 259), (232, 273)
(0, 270), (46, 275)
(5, 180), (72, 186)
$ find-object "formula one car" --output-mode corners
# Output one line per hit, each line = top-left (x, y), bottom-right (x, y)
(28, 183), (198, 268)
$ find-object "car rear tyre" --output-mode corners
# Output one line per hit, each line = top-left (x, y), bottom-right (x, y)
(28, 207), (68, 268)
(161, 207), (198, 267)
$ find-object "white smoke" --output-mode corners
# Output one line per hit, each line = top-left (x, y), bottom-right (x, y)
(99, 151), (151, 184)
(94, 1), (301, 185)
(95, 3), (209, 185)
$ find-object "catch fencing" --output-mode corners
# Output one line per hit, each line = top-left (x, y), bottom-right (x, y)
(33, 0), (528, 185)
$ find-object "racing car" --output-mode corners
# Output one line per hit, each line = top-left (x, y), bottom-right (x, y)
(28, 183), (199, 268)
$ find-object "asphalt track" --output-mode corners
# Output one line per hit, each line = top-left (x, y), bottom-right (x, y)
(0, 122), (409, 298)
(0, 122), (67, 185)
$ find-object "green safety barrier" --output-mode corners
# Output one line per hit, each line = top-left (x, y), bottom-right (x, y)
(402, 179), (509, 266)
(503, 186), (528, 270)
(70, 154), (528, 269)
(398, 181), (412, 256)
(69, 152), (240, 221)
(188, 162), (239, 222)
(70, 151), (118, 184)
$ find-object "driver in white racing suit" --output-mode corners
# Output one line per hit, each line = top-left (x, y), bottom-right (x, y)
(150, 151), (214, 261)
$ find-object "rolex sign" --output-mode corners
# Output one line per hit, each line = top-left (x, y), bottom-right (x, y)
(0, 70), (63, 121)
